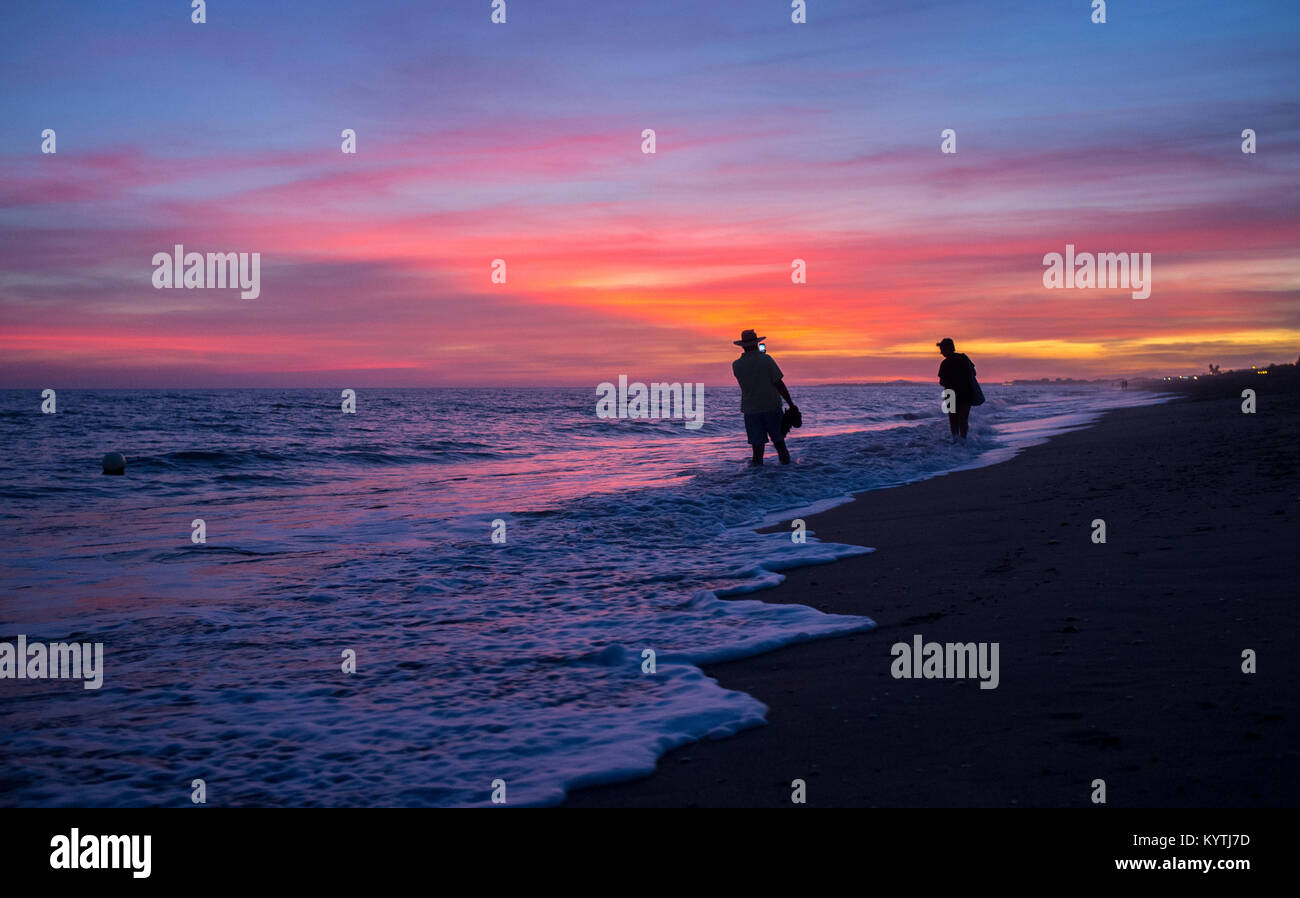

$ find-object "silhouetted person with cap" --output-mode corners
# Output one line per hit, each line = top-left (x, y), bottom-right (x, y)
(936, 337), (976, 442)
(732, 329), (796, 465)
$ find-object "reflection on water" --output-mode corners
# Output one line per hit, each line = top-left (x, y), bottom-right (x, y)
(0, 385), (1164, 805)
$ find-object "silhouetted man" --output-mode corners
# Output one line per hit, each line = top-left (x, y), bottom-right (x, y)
(732, 329), (796, 465)
(937, 337), (976, 442)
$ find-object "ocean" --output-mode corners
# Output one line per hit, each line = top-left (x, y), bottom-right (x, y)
(0, 384), (1165, 806)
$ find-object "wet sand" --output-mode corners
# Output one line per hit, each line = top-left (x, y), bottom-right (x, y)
(566, 383), (1299, 807)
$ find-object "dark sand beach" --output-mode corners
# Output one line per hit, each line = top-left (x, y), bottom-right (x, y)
(567, 378), (1299, 807)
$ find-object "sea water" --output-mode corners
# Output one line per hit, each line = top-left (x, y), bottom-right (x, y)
(0, 384), (1166, 806)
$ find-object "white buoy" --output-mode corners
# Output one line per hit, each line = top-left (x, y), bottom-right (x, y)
(102, 452), (125, 475)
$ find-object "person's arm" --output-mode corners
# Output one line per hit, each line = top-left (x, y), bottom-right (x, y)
(769, 356), (794, 407)
(775, 379), (794, 408)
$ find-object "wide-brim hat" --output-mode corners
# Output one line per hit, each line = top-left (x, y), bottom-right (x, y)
(734, 329), (766, 346)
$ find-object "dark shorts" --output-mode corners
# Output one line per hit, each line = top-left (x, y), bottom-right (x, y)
(744, 407), (784, 445)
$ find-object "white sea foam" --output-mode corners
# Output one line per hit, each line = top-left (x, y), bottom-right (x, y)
(0, 385), (1167, 806)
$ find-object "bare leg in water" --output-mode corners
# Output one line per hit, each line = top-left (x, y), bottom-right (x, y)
(752, 438), (792, 465)
(774, 437), (791, 464)
(947, 402), (972, 441)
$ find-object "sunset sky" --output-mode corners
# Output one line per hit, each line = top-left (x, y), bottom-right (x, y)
(2, 0), (1297, 387)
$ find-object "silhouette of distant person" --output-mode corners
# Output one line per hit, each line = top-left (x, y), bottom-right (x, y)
(936, 337), (977, 443)
(1121, 379), (1128, 390)
(732, 329), (796, 465)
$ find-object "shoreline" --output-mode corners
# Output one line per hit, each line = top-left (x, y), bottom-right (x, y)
(565, 389), (1299, 807)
